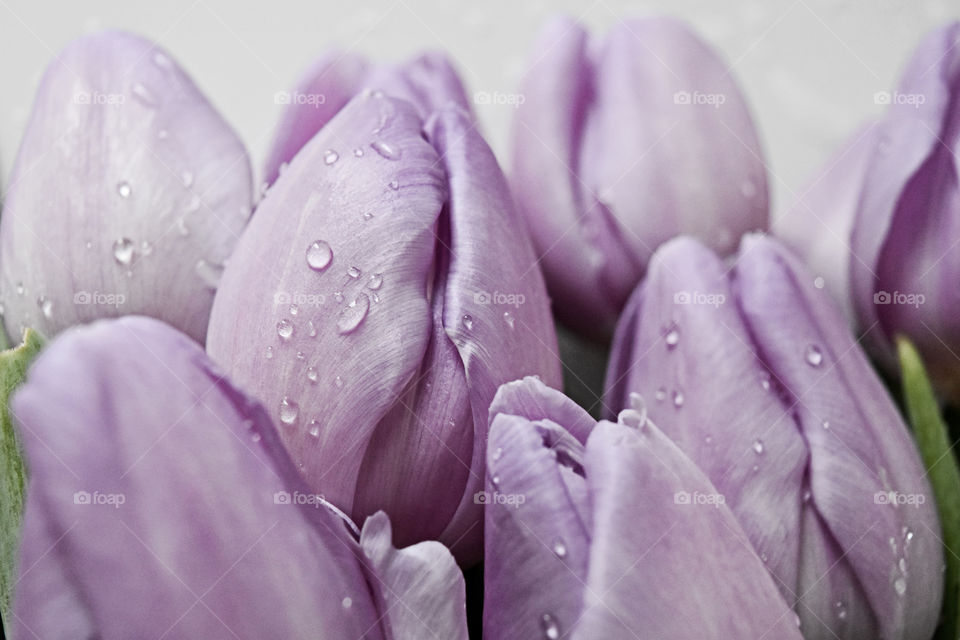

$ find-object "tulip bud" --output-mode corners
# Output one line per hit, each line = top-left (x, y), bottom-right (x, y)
(0, 31), (253, 344)
(848, 23), (960, 401)
(604, 235), (942, 638)
(484, 377), (804, 639)
(12, 316), (467, 639)
(207, 90), (561, 564)
(510, 16), (768, 339)
(263, 49), (471, 187)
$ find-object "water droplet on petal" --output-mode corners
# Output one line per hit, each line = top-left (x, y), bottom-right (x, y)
(655, 387), (666, 402)
(822, 419), (831, 430)
(502, 311), (515, 329)
(367, 273), (383, 290)
(265, 346), (274, 359)
(324, 149), (339, 165)
(370, 140), (401, 160)
(117, 181), (132, 198)
(132, 82), (156, 106)
(334, 375), (344, 388)
(618, 408), (646, 430)
(347, 266), (361, 279)
(307, 367), (318, 384)
(177, 217), (190, 236)
(37, 296), (52, 319)
(814, 276), (825, 289)
(353, 148), (364, 157)
(337, 294), (370, 334)
(462, 314), (474, 330)
(307, 320), (317, 337)
(672, 389), (684, 408)
(898, 557), (906, 573)
(195, 259), (223, 289)
(492, 447), (503, 461)
(152, 51), (171, 69)
(308, 420), (321, 438)
(541, 613), (560, 639)
(341, 596), (352, 609)
(306, 240), (333, 271)
(552, 538), (567, 558)
(279, 397), (299, 425)
(805, 345), (823, 367)
(663, 323), (679, 349)
(388, 179), (399, 190)
(333, 291), (344, 303)
(363, 212), (374, 221)
(181, 171), (194, 188)
(277, 318), (294, 340)
(113, 238), (135, 266)
(752, 439), (764, 454)
(893, 576), (906, 596)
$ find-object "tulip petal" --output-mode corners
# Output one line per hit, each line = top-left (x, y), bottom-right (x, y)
(735, 235), (942, 639)
(574, 420), (802, 639)
(483, 412), (590, 640)
(0, 31), (252, 345)
(604, 237), (808, 598)
(263, 51), (370, 186)
(13, 317), (382, 639)
(489, 376), (594, 445)
(776, 124), (877, 326)
(425, 106), (563, 558)
(572, 420), (801, 639)
(359, 512), (468, 640)
(851, 23), (960, 357)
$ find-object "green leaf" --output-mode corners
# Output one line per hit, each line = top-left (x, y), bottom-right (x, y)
(898, 336), (960, 640)
(0, 328), (44, 633)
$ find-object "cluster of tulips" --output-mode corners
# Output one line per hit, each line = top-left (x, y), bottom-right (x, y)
(2, 13), (960, 640)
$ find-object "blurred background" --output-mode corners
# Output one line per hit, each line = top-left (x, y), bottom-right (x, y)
(0, 0), (958, 219)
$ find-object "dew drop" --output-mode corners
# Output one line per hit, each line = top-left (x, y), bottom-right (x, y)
(367, 273), (383, 290)
(814, 276), (825, 289)
(893, 576), (907, 596)
(307, 367), (319, 384)
(113, 238), (135, 266)
(334, 375), (344, 388)
(195, 259), (223, 289)
(308, 420), (321, 438)
(663, 323), (680, 349)
(289, 304), (299, 316)
(353, 148), (364, 157)
(462, 314), (474, 330)
(324, 149), (339, 165)
(388, 179), (399, 190)
(822, 419), (831, 430)
(503, 311), (515, 329)
(177, 217), (190, 236)
(333, 291), (344, 303)
(140, 240), (153, 256)
(552, 538), (567, 558)
(306, 240), (333, 271)
(132, 82), (156, 106)
(805, 345), (823, 367)
(37, 296), (53, 319)
(279, 397), (299, 425)
(370, 140), (401, 160)
(347, 266), (361, 279)
(181, 171), (194, 188)
(341, 596), (352, 609)
(541, 613), (560, 639)
(672, 389), (685, 408)
(337, 293), (370, 334)
(308, 320), (317, 337)
(618, 408), (646, 430)
(492, 447), (503, 461)
(363, 211), (374, 221)
(277, 318), (294, 340)
(898, 557), (907, 573)
(152, 51), (171, 69)
(752, 439), (764, 454)
(296, 351), (306, 360)
(655, 387), (667, 402)
(265, 346), (273, 360)
(835, 601), (847, 621)
(116, 181), (132, 198)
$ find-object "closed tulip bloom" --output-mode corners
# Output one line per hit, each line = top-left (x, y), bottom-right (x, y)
(207, 91), (561, 565)
(12, 316), (467, 639)
(484, 377), (805, 639)
(511, 16), (768, 339)
(849, 23), (960, 401)
(263, 49), (471, 187)
(604, 236), (942, 639)
(0, 31), (252, 345)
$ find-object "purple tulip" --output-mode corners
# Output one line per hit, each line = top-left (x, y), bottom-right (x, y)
(207, 89), (561, 565)
(263, 49), (471, 187)
(12, 316), (467, 639)
(484, 376), (805, 638)
(848, 23), (960, 401)
(604, 235), (942, 638)
(0, 32), (253, 345)
(510, 16), (769, 339)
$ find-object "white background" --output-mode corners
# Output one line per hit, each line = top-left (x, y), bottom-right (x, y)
(0, 0), (957, 219)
